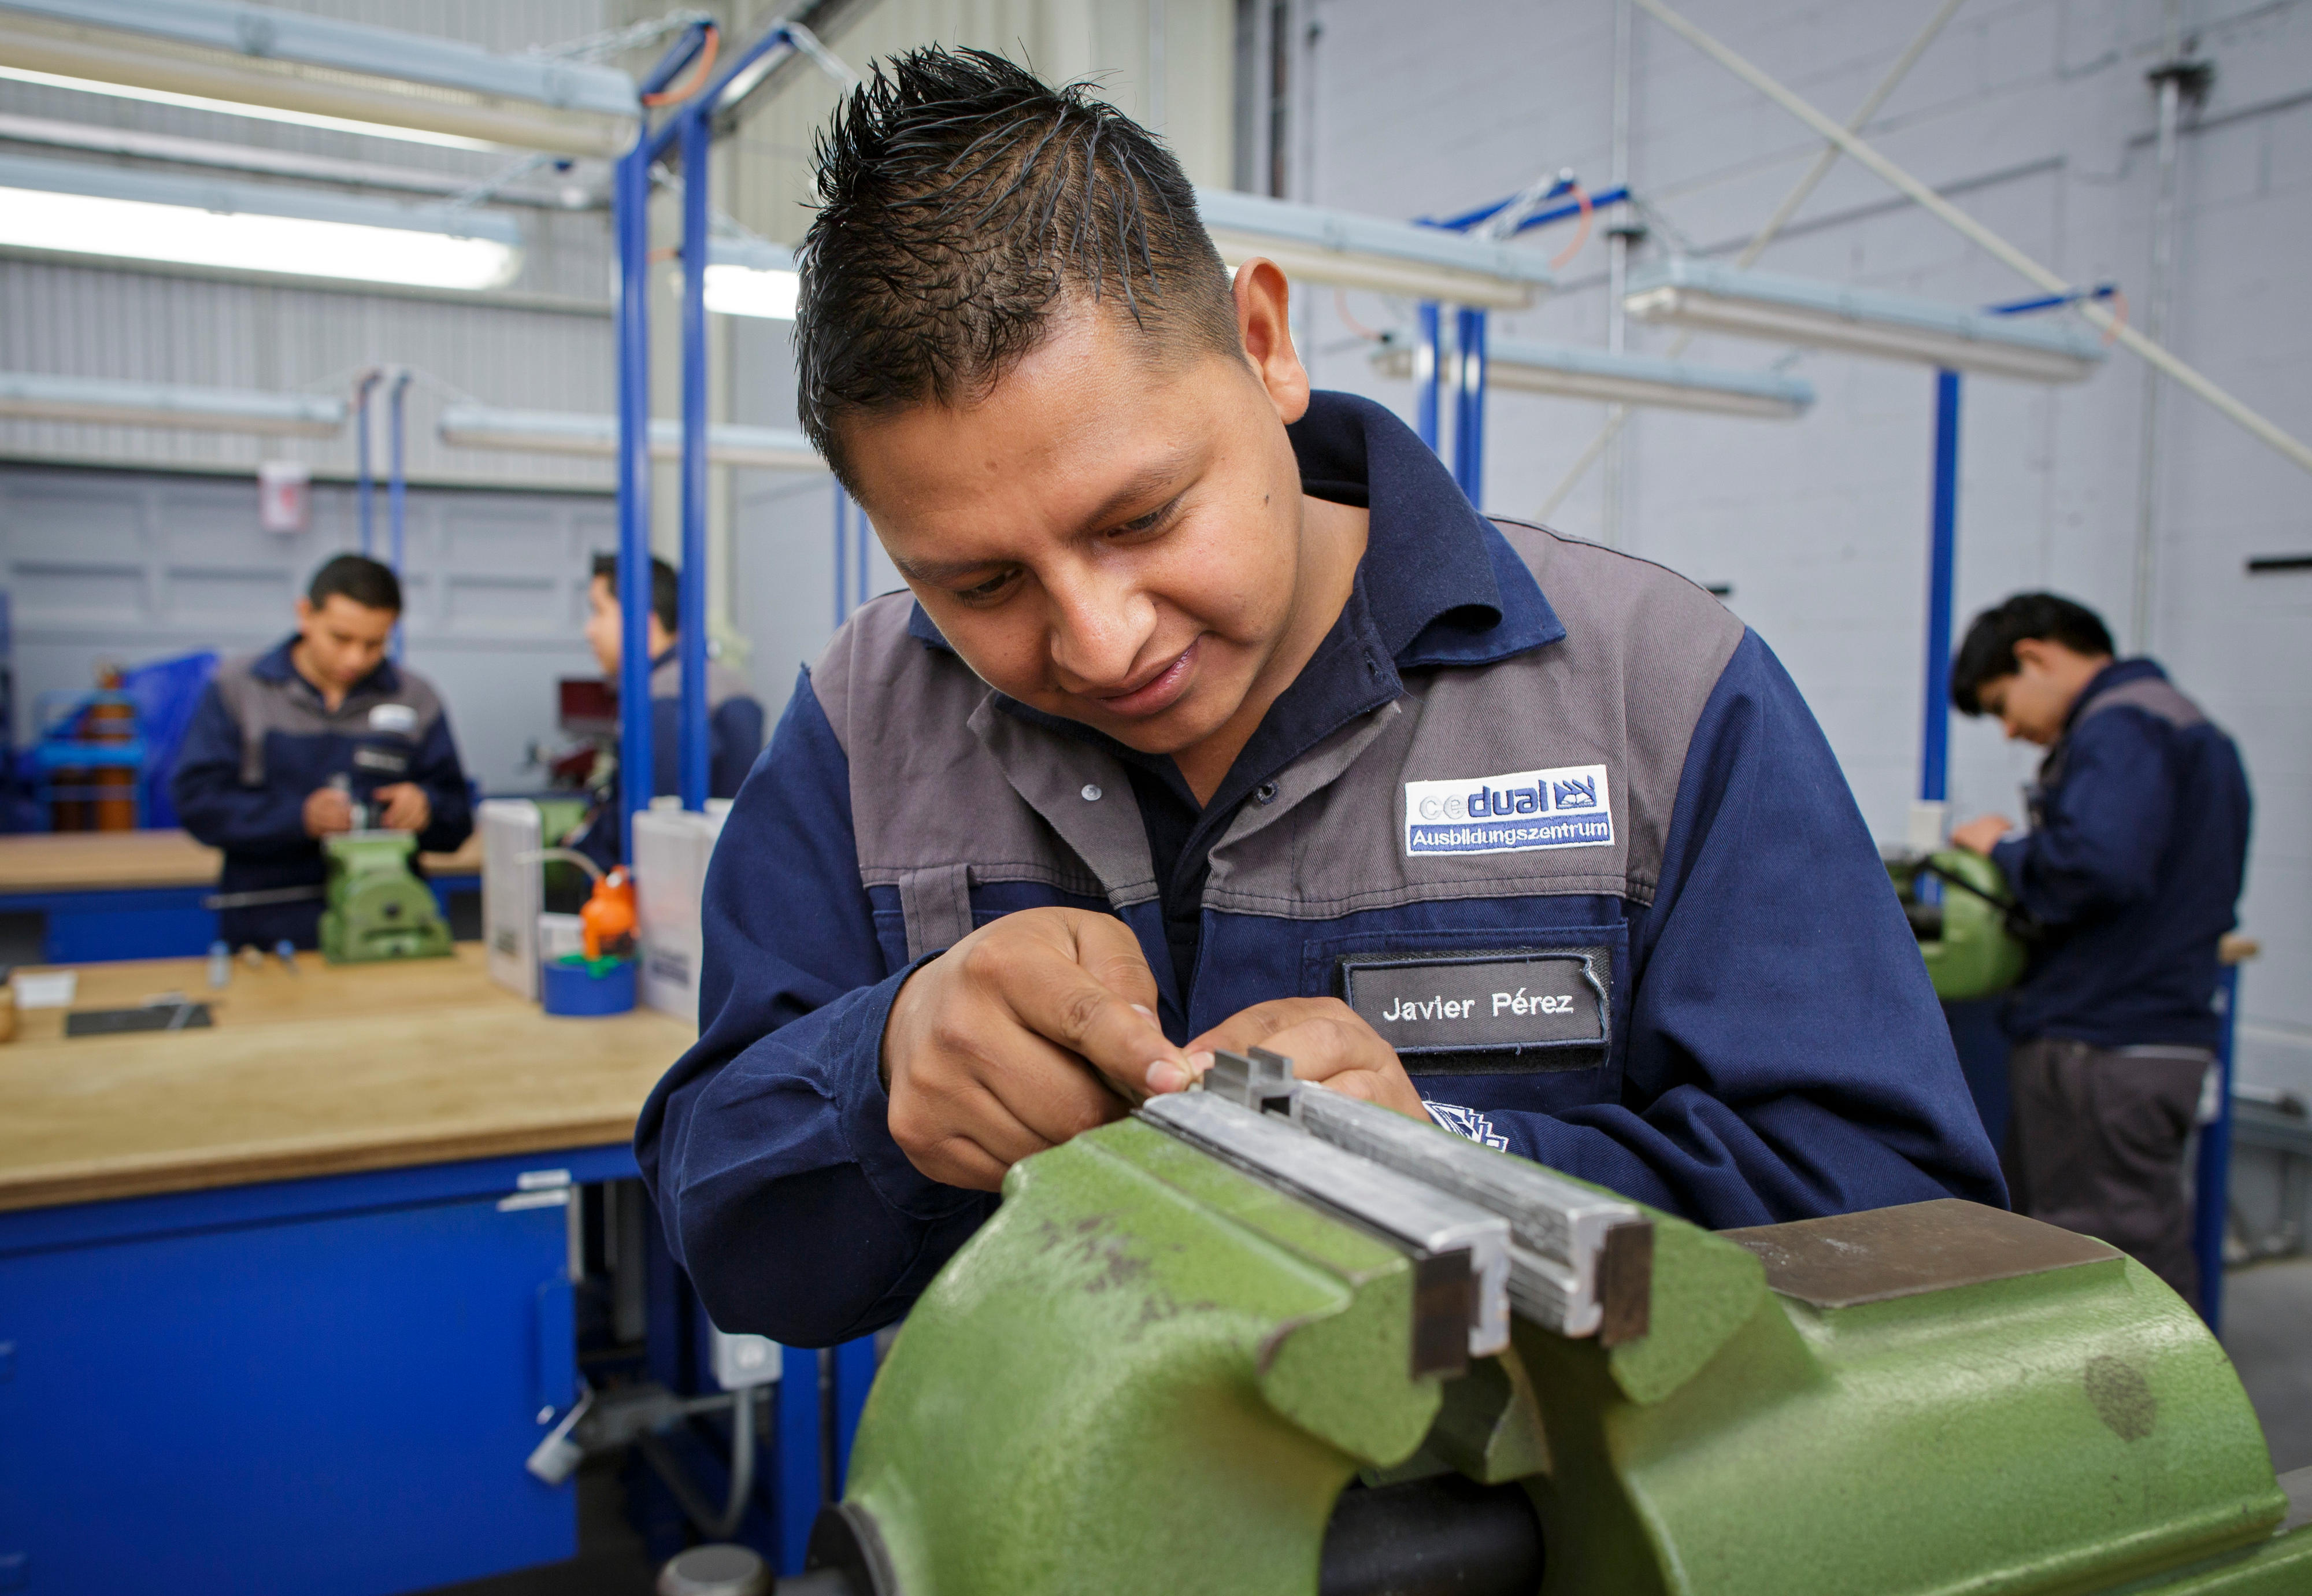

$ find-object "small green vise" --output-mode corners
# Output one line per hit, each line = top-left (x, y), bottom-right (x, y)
(318, 831), (452, 964)
(1888, 846), (2032, 1001)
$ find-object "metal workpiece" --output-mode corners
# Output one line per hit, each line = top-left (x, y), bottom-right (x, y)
(1137, 1090), (1511, 1368)
(1288, 1086), (1653, 1343)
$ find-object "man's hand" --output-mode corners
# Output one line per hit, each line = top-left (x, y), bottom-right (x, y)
(1188, 998), (1428, 1121)
(1951, 814), (2013, 856)
(374, 783), (432, 832)
(303, 787), (354, 838)
(880, 908), (1192, 1191)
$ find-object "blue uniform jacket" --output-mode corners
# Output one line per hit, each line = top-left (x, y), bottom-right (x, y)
(172, 638), (473, 948)
(570, 651), (766, 870)
(638, 394), (2005, 1346)
(1991, 658), (2251, 1050)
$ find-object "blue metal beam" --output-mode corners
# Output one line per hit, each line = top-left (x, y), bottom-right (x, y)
(677, 110), (712, 813)
(354, 369), (380, 557)
(614, 139), (654, 857)
(1415, 302), (1442, 453)
(388, 368), (410, 660)
(1420, 183), (1629, 239)
(1920, 369), (1960, 803)
(1453, 308), (1487, 503)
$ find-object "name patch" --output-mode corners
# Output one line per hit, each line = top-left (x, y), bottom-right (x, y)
(1403, 765), (1613, 856)
(1341, 950), (1609, 1067)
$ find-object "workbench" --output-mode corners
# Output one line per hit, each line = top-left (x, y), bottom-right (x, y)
(0, 828), (487, 964)
(0, 947), (692, 1595)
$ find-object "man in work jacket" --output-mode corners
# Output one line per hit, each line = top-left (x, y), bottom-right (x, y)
(636, 49), (2003, 1347)
(567, 552), (766, 870)
(173, 553), (473, 950)
(1950, 593), (2251, 1297)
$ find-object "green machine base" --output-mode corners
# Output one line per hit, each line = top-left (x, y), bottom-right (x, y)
(813, 1063), (2310, 1596)
(318, 830), (453, 964)
(1888, 847), (2031, 1001)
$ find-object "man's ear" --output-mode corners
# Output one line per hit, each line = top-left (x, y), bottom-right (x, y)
(294, 597), (315, 629)
(2011, 636), (2057, 675)
(1232, 258), (1311, 426)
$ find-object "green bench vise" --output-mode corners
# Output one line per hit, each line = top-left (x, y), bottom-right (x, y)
(1888, 846), (2031, 1000)
(801, 1050), (2310, 1596)
(317, 831), (453, 964)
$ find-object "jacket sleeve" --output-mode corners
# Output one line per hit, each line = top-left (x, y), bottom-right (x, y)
(1989, 709), (2170, 928)
(169, 682), (309, 853)
(409, 708), (473, 854)
(1462, 631), (2007, 1228)
(710, 695), (767, 799)
(635, 668), (994, 1346)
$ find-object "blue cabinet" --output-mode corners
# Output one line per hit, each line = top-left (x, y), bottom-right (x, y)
(0, 1147), (632, 1595)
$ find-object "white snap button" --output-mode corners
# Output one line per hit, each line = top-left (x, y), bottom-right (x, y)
(1081, 783), (1103, 801)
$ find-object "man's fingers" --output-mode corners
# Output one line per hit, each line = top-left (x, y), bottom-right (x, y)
(1186, 997), (1335, 1061)
(980, 917), (1184, 1099)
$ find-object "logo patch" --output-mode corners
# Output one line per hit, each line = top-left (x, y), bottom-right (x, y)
(1403, 764), (1613, 856)
(368, 702), (418, 735)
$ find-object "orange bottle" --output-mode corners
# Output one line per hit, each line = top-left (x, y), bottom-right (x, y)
(579, 866), (637, 961)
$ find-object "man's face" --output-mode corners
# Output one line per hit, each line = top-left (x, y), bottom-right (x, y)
(294, 593), (395, 691)
(1973, 640), (2095, 745)
(584, 575), (622, 676)
(839, 294), (1312, 760)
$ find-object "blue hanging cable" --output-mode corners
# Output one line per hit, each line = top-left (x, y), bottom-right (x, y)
(387, 369), (410, 661)
(353, 369), (381, 557)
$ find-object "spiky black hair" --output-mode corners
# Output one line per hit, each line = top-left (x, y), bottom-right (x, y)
(1950, 593), (2117, 714)
(794, 47), (1241, 483)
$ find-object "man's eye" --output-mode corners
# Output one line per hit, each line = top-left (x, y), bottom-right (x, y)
(1113, 497), (1180, 537)
(954, 570), (1017, 603)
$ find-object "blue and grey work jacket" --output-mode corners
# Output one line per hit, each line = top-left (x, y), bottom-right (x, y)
(171, 637), (473, 949)
(638, 392), (2005, 1347)
(1991, 658), (2251, 1050)
(568, 650), (767, 871)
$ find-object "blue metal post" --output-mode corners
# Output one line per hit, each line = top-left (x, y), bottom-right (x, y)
(2196, 961), (2241, 1332)
(676, 111), (712, 814)
(1920, 369), (1961, 803)
(387, 368), (410, 661)
(855, 495), (869, 609)
(614, 139), (655, 858)
(1415, 302), (1442, 453)
(1453, 306), (1487, 503)
(353, 370), (381, 557)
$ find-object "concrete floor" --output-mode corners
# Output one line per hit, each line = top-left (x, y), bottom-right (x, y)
(2225, 1256), (2312, 1475)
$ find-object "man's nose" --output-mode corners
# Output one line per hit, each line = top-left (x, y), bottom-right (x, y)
(1043, 566), (1156, 689)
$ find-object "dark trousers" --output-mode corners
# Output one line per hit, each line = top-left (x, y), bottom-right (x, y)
(2003, 1037), (2209, 1301)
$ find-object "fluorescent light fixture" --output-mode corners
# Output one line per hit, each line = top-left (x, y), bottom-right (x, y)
(0, 64), (497, 151)
(688, 239), (800, 321)
(0, 370), (345, 435)
(1624, 259), (2106, 384)
(0, 0), (638, 157)
(1195, 187), (1554, 310)
(1373, 332), (1814, 419)
(0, 153), (522, 290)
(438, 406), (822, 471)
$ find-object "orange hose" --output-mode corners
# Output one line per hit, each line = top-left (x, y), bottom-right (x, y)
(1548, 184), (1594, 269)
(641, 24), (720, 108)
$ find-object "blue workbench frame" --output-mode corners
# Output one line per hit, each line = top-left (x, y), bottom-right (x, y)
(0, 872), (482, 964)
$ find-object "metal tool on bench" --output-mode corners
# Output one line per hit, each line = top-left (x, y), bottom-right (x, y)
(793, 1047), (2310, 1596)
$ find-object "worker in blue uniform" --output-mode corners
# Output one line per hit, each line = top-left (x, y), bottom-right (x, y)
(636, 50), (2004, 1347)
(568, 553), (765, 868)
(172, 554), (473, 951)
(1950, 593), (2251, 1298)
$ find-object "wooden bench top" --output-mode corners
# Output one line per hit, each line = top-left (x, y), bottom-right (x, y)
(0, 946), (690, 1212)
(0, 828), (485, 892)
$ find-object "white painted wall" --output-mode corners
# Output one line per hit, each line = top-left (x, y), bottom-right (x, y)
(1287, 0), (2312, 1097)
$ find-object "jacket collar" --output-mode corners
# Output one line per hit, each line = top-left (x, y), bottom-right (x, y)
(2065, 657), (2164, 732)
(252, 634), (401, 700)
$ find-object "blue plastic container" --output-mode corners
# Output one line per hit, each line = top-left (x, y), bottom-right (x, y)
(539, 954), (636, 1017)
